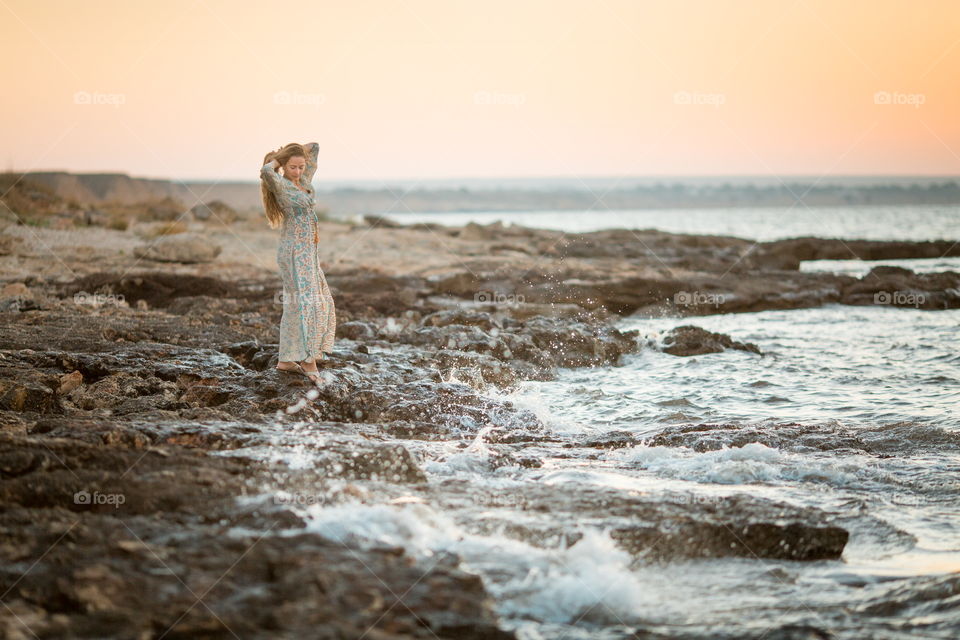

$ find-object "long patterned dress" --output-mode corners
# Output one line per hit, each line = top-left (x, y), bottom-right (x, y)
(260, 142), (337, 362)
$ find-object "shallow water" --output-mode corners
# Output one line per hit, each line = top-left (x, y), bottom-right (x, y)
(801, 256), (960, 277)
(230, 204), (959, 637)
(222, 303), (960, 638)
(388, 204), (960, 242)
(517, 305), (960, 432)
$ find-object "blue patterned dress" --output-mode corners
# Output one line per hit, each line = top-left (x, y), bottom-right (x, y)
(260, 143), (336, 362)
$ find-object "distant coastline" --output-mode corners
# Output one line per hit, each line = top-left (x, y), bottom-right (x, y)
(10, 170), (960, 217)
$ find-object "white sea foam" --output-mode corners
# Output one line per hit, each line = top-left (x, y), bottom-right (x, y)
(422, 425), (521, 475)
(606, 442), (888, 486)
(301, 500), (652, 624)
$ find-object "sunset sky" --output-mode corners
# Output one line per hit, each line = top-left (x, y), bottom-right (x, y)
(2, 0), (959, 182)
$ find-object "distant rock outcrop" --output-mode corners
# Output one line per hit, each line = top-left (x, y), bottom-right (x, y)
(189, 200), (238, 223)
(132, 234), (222, 263)
(20, 171), (190, 205)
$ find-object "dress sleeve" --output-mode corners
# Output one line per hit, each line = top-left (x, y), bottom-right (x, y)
(301, 142), (319, 189)
(260, 161), (294, 210)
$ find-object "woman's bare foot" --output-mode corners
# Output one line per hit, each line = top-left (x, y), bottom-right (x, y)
(276, 359), (318, 373)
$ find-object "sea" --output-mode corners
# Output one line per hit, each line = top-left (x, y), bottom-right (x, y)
(246, 205), (960, 638)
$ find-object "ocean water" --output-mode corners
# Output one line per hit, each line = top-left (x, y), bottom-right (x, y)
(235, 207), (959, 638)
(243, 305), (959, 638)
(386, 204), (960, 242)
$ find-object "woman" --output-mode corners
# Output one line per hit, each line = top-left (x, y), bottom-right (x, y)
(260, 142), (336, 384)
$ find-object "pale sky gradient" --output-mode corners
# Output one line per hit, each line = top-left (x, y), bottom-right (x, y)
(2, 0), (959, 181)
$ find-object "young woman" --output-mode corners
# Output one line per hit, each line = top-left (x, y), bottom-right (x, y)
(260, 142), (336, 384)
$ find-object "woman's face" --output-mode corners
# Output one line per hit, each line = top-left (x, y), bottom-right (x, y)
(282, 154), (306, 181)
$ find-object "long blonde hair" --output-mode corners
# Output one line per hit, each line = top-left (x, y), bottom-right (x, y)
(261, 143), (308, 229)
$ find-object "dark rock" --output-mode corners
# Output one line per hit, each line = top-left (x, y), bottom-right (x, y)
(748, 237), (960, 271)
(337, 320), (378, 340)
(0, 372), (57, 413)
(611, 520), (848, 561)
(842, 266), (960, 309)
(657, 325), (762, 356)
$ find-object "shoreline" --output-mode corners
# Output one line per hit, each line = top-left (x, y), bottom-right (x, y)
(1, 217), (958, 637)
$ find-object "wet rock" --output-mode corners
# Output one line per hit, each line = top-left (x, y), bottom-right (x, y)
(0, 455), (511, 639)
(442, 482), (849, 562)
(314, 439), (426, 483)
(648, 420), (960, 455)
(761, 625), (834, 640)
(326, 379), (544, 434)
(337, 320), (378, 340)
(61, 272), (237, 308)
(428, 349), (524, 389)
(610, 519), (848, 561)
(657, 325), (762, 356)
(222, 340), (278, 371)
(524, 315), (639, 366)
(748, 237), (960, 271)
(2, 235), (952, 638)
(842, 266), (960, 309)
(0, 372), (56, 413)
(331, 270), (430, 318)
(524, 275), (687, 314)
(577, 430), (643, 449)
(393, 313), (639, 372)
(421, 308), (502, 330)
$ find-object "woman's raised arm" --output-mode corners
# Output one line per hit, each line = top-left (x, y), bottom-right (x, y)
(301, 142), (319, 188)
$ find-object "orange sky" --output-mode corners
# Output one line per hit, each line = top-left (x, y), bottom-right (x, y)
(2, 0), (959, 181)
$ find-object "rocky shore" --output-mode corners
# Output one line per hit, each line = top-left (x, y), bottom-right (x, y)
(1, 215), (958, 638)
